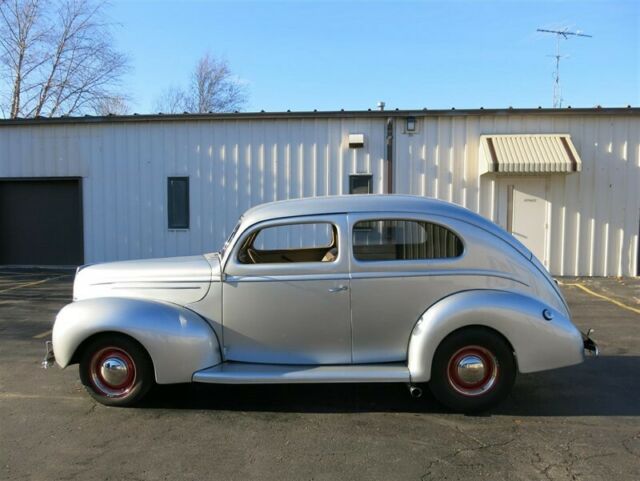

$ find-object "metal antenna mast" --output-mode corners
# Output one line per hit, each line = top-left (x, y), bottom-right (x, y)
(537, 28), (592, 107)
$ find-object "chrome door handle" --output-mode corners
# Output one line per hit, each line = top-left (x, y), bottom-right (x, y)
(328, 285), (349, 293)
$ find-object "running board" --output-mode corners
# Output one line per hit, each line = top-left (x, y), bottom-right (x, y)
(193, 362), (410, 384)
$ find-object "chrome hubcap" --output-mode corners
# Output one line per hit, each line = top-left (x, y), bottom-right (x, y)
(100, 357), (129, 387)
(447, 346), (499, 397)
(456, 355), (486, 384)
(89, 347), (136, 398)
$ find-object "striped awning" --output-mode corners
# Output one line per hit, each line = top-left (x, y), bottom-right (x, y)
(480, 134), (582, 174)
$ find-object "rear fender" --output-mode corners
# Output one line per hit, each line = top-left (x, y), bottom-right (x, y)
(407, 289), (584, 383)
(52, 297), (221, 384)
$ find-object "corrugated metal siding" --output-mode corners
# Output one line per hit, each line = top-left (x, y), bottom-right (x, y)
(0, 118), (386, 263)
(0, 113), (638, 276)
(394, 114), (640, 276)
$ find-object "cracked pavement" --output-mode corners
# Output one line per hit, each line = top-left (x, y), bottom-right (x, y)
(0, 271), (639, 481)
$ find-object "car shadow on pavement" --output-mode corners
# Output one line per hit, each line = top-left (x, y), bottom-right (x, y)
(140, 356), (640, 416)
(497, 355), (639, 417)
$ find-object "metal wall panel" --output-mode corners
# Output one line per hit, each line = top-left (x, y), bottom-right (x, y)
(0, 113), (638, 275)
(394, 114), (640, 276)
(0, 118), (386, 263)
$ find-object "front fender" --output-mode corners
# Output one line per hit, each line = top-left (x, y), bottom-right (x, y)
(407, 289), (584, 383)
(52, 297), (222, 384)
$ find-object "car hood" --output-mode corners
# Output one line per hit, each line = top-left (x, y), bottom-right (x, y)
(73, 253), (221, 304)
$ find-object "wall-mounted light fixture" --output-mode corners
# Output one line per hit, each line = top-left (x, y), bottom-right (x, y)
(406, 117), (416, 133)
(348, 133), (365, 148)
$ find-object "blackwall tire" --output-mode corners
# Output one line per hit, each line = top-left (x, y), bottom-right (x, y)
(79, 334), (154, 407)
(428, 327), (516, 413)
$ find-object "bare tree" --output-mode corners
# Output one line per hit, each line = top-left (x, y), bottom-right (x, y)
(155, 53), (247, 114)
(0, 0), (130, 118)
(0, 0), (45, 117)
(92, 94), (129, 116)
(187, 53), (246, 113)
(154, 85), (189, 114)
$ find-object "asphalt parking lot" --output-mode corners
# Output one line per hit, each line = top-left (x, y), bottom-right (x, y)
(1, 271), (639, 481)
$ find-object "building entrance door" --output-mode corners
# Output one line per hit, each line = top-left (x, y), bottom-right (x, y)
(503, 178), (549, 268)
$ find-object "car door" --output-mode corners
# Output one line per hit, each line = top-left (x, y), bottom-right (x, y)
(222, 214), (351, 365)
(348, 213), (466, 363)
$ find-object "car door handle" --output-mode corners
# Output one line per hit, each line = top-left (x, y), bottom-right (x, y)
(328, 285), (349, 293)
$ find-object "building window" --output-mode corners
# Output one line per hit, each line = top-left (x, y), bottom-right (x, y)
(349, 174), (373, 194)
(352, 219), (463, 261)
(167, 177), (189, 229)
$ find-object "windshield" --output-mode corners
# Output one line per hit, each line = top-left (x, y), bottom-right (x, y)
(220, 218), (243, 259)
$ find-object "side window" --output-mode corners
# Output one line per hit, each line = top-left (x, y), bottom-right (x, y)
(239, 222), (338, 264)
(167, 177), (189, 229)
(349, 174), (373, 194)
(352, 219), (463, 261)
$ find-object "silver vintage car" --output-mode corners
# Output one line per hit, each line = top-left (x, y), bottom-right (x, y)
(45, 195), (597, 412)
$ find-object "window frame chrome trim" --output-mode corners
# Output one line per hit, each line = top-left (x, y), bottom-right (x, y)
(223, 214), (350, 277)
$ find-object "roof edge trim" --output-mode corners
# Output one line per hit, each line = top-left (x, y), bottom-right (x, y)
(1, 107), (638, 127)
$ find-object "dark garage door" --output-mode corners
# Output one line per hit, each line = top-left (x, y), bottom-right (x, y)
(0, 179), (83, 265)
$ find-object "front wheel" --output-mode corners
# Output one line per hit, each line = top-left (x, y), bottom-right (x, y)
(428, 327), (516, 413)
(79, 334), (154, 407)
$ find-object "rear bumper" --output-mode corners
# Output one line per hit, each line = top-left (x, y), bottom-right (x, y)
(582, 329), (599, 357)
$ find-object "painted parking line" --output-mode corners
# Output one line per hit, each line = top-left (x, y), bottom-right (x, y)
(0, 274), (70, 294)
(33, 329), (53, 339)
(559, 281), (640, 315)
(0, 271), (67, 277)
(0, 392), (83, 402)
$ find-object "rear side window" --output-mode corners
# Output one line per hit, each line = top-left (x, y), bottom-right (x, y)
(353, 219), (463, 261)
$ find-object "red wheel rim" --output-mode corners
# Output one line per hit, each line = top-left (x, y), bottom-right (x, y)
(446, 345), (499, 397)
(89, 347), (136, 398)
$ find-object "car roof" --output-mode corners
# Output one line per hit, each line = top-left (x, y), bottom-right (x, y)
(244, 194), (459, 224)
(241, 194), (531, 259)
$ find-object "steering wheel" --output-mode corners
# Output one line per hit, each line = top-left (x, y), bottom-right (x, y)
(247, 247), (259, 264)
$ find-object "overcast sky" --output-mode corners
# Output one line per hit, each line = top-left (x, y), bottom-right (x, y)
(111, 0), (639, 113)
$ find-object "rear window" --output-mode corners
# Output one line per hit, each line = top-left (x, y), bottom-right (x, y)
(353, 219), (463, 261)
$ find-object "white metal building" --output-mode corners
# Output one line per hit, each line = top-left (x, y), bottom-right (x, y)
(0, 107), (638, 276)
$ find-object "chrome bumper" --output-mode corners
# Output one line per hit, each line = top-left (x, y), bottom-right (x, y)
(41, 340), (55, 369)
(582, 329), (599, 357)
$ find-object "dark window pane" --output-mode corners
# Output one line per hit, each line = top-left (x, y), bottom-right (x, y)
(168, 177), (189, 229)
(349, 175), (372, 194)
(353, 219), (463, 261)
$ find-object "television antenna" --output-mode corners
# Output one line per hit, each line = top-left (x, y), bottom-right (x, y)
(537, 28), (592, 107)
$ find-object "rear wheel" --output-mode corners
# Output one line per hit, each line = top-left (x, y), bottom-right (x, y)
(79, 334), (154, 407)
(428, 327), (516, 413)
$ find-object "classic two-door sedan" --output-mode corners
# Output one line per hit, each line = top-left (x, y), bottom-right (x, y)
(45, 195), (597, 412)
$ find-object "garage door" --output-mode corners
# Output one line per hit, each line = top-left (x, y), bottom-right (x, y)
(0, 179), (84, 265)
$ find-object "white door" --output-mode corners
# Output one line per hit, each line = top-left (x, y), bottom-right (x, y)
(505, 178), (549, 267)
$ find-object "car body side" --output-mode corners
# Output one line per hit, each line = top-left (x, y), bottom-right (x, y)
(52, 198), (584, 385)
